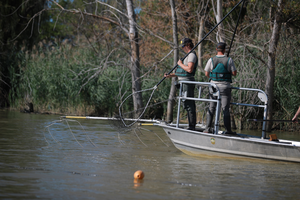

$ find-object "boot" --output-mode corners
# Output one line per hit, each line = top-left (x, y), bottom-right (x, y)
(187, 111), (196, 130)
(223, 112), (236, 135)
(204, 111), (213, 133)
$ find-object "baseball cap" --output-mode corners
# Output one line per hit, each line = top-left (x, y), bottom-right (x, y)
(217, 42), (226, 50)
(180, 38), (193, 48)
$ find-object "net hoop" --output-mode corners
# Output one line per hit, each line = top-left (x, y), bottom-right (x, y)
(119, 86), (156, 127)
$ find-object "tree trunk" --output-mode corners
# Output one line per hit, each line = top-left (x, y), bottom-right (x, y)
(198, 16), (205, 70)
(125, 0), (143, 117)
(166, 0), (179, 123)
(265, 0), (285, 131)
(215, 0), (225, 42)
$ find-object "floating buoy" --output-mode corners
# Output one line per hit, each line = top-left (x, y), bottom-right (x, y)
(134, 170), (144, 179)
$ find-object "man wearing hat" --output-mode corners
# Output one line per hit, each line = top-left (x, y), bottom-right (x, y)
(164, 38), (198, 130)
(203, 42), (237, 134)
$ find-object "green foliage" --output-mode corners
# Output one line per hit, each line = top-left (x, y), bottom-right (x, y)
(0, 0), (52, 107)
(8, 42), (131, 115)
(274, 39), (300, 121)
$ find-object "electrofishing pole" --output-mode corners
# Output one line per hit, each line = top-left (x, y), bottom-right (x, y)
(155, 0), (245, 88)
(227, 0), (246, 57)
(247, 119), (293, 122)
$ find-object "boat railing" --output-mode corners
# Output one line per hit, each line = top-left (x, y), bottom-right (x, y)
(177, 81), (268, 138)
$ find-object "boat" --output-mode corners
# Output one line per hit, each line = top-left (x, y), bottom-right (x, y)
(157, 80), (300, 163)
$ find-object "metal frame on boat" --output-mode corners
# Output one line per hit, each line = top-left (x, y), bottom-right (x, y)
(158, 81), (300, 163)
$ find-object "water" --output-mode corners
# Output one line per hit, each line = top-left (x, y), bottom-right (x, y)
(1, 110), (300, 199)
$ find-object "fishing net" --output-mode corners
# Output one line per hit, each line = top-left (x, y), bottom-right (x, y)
(43, 116), (171, 148)
(43, 118), (97, 148)
(109, 89), (174, 147)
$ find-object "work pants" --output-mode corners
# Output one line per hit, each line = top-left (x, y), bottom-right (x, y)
(208, 83), (232, 132)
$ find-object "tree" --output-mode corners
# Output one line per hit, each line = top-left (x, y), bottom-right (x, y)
(265, 0), (286, 131)
(0, 0), (49, 107)
(44, 0), (143, 116)
(125, 0), (143, 117)
(197, 0), (209, 70)
(211, 0), (225, 42)
(166, 0), (179, 123)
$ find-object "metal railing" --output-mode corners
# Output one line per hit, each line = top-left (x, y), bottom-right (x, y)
(177, 81), (268, 138)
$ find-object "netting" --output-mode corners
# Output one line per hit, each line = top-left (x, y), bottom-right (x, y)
(43, 118), (97, 148)
(43, 115), (171, 148)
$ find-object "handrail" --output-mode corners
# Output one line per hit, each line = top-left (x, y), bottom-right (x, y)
(177, 81), (222, 134)
(177, 81), (268, 138)
(231, 87), (268, 139)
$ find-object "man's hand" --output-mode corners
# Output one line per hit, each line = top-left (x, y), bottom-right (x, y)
(177, 60), (183, 66)
(292, 117), (298, 123)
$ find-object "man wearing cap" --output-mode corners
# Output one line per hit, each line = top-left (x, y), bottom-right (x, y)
(203, 42), (237, 134)
(164, 38), (198, 130)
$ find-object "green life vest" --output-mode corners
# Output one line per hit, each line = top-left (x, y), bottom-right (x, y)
(209, 56), (232, 83)
(175, 51), (198, 77)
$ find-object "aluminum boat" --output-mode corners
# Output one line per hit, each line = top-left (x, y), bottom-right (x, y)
(158, 81), (300, 163)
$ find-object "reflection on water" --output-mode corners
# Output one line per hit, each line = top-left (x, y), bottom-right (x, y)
(0, 110), (300, 199)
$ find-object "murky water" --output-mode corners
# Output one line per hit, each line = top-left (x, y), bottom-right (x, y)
(1, 110), (300, 199)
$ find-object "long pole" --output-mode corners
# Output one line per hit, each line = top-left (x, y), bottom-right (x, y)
(227, 0), (246, 57)
(61, 116), (160, 122)
(248, 119), (293, 122)
(155, 0), (245, 87)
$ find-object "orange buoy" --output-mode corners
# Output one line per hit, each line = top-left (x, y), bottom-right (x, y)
(134, 170), (145, 179)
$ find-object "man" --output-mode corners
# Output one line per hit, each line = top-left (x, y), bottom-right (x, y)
(204, 42), (237, 134)
(164, 38), (198, 130)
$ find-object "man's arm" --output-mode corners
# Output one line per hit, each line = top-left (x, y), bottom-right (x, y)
(177, 60), (194, 73)
(292, 106), (300, 122)
(204, 58), (212, 78)
(205, 71), (210, 78)
(229, 58), (237, 76)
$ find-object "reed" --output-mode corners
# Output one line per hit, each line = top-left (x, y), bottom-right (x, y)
(8, 41), (172, 117)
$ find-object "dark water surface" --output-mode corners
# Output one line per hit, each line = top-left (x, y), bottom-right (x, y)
(1, 110), (300, 199)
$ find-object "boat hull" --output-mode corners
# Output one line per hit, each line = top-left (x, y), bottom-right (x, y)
(161, 125), (300, 163)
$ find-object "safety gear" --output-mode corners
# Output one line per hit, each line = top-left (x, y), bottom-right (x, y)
(209, 56), (232, 82)
(175, 52), (198, 77)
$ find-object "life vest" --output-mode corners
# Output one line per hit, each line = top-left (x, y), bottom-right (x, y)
(175, 51), (198, 77)
(209, 56), (232, 83)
